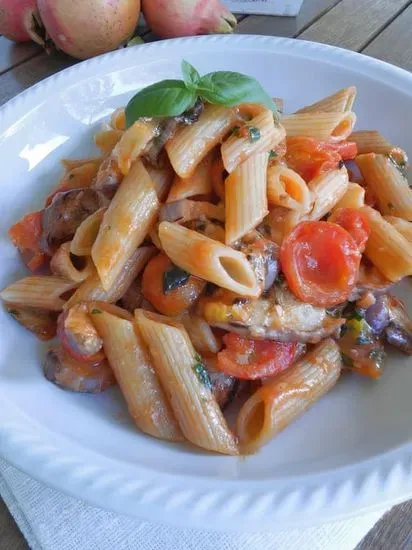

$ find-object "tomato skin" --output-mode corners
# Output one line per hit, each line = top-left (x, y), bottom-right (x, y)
(216, 333), (298, 380)
(8, 211), (49, 272)
(142, 253), (205, 316)
(280, 221), (361, 308)
(324, 141), (358, 160)
(331, 208), (370, 252)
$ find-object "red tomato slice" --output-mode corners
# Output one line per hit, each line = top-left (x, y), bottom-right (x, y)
(286, 137), (341, 182)
(8, 211), (42, 253)
(216, 333), (298, 380)
(280, 221), (361, 308)
(331, 208), (370, 252)
(324, 141), (358, 160)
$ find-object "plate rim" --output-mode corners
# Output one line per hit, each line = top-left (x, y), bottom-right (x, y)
(1, 34), (412, 530)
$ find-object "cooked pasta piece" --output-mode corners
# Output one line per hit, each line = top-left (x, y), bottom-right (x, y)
(361, 206), (412, 281)
(267, 165), (312, 213)
(237, 339), (342, 453)
(113, 119), (158, 176)
(110, 108), (126, 130)
(92, 310), (183, 441)
(181, 313), (221, 354)
(349, 131), (408, 165)
(92, 159), (160, 291)
(356, 153), (412, 219)
(225, 152), (268, 244)
(70, 208), (106, 256)
(221, 109), (285, 173)
(135, 309), (238, 454)
(159, 222), (260, 297)
(166, 104), (236, 178)
(160, 200), (225, 224)
(0, 276), (78, 311)
(95, 129), (123, 156)
(267, 207), (303, 245)
(296, 87), (356, 114)
(61, 157), (102, 171)
(384, 216), (412, 242)
(67, 246), (155, 308)
(308, 168), (349, 220)
(282, 111), (356, 141)
(50, 242), (94, 282)
(167, 153), (214, 202)
(331, 182), (365, 211)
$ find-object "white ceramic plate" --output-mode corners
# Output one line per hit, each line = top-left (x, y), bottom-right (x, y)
(1, 35), (412, 531)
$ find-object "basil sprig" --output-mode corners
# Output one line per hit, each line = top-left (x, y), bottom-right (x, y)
(125, 60), (278, 128)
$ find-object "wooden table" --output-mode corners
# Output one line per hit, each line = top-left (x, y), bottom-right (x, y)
(1, 0), (412, 547)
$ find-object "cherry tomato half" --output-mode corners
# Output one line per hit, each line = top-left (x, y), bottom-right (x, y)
(331, 208), (371, 252)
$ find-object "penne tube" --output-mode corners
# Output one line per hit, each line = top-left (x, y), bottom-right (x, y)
(331, 182), (365, 211)
(110, 108), (126, 130)
(167, 153), (214, 202)
(166, 104), (236, 178)
(113, 120), (158, 176)
(159, 221), (260, 297)
(144, 159), (175, 202)
(237, 339), (342, 454)
(61, 157), (102, 171)
(360, 206), (412, 281)
(0, 276), (78, 311)
(159, 200), (225, 224)
(267, 207), (303, 246)
(70, 208), (106, 256)
(135, 310), (238, 455)
(181, 313), (221, 354)
(92, 311), (183, 442)
(308, 168), (349, 220)
(50, 242), (94, 283)
(349, 131), (408, 165)
(67, 246), (156, 308)
(282, 111), (356, 142)
(384, 216), (412, 243)
(94, 129), (123, 156)
(356, 153), (412, 219)
(92, 159), (160, 291)
(295, 87), (356, 114)
(225, 152), (269, 244)
(221, 109), (285, 173)
(267, 164), (312, 213)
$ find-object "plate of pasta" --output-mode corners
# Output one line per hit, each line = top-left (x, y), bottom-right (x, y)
(1, 35), (412, 530)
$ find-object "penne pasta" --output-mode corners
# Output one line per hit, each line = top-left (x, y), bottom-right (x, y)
(166, 104), (236, 178)
(70, 208), (106, 256)
(349, 131), (408, 165)
(267, 207), (303, 245)
(0, 276), (78, 311)
(356, 153), (412, 219)
(144, 159), (175, 202)
(308, 168), (349, 220)
(237, 339), (342, 453)
(159, 221), (260, 297)
(384, 216), (412, 242)
(92, 159), (160, 291)
(181, 313), (221, 354)
(95, 129), (123, 156)
(331, 182), (365, 211)
(135, 309), (238, 455)
(167, 153), (214, 202)
(282, 111), (356, 141)
(61, 157), (102, 171)
(113, 119), (158, 176)
(67, 246), (155, 308)
(50, 242), (94, 282)
(267, 164), (312, 213)
(110, 108), (126, 130)
(92, 311), (183, 441)
(221, 109), (285, 173)
(296, 87), (356, 114)
(225, 152), (269, 244)
(360, 206), (412, 281)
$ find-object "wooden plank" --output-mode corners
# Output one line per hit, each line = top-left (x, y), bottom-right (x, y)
(299, 0), (411, 52)
(356, 501), (412, 550)
(237, 0), (342, 37)
(0, 37), (41, 75)
(0, 52), (76, 106)
(363, 4), (412, 72)
(0, 498), (29, 550)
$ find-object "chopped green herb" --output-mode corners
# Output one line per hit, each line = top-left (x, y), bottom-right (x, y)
(193, 354), (212, 389)
(341, 353), (354, 368)
(348, 310), (364, 322)
(269, 149), (278, 160)
(248, 126), (261, 143)
(163, 264), (190, 293)
(127, 36), (144, 47)
(91, 308), (102, 314)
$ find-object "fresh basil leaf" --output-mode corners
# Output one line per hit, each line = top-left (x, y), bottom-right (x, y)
(181, 60), (200, 89)
(163, 264), (190, 293)
(125, 80), (196, 127)
(198, 71), (278, 115)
